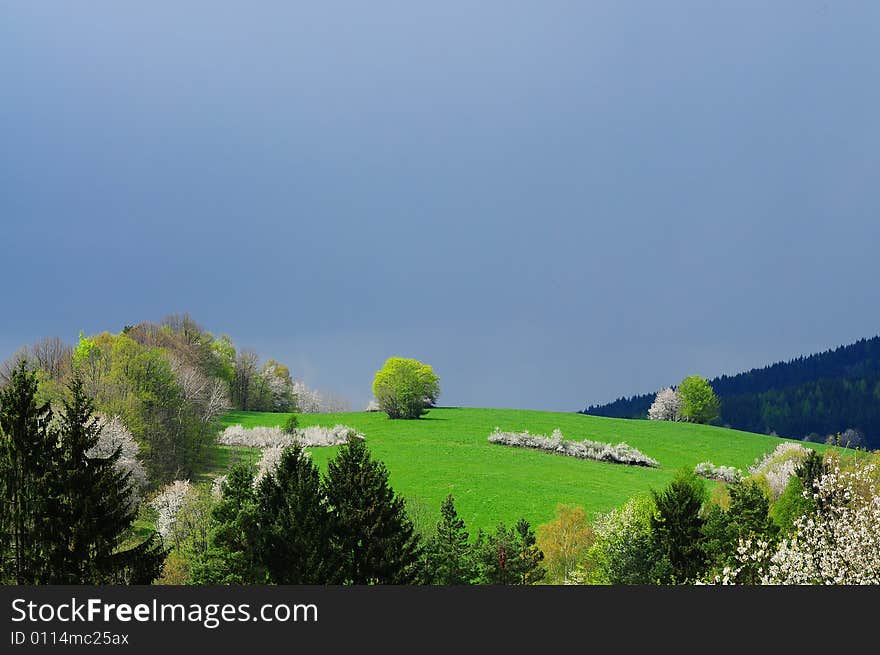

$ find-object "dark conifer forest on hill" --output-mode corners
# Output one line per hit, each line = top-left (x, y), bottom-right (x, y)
(582, 336), (880, 449)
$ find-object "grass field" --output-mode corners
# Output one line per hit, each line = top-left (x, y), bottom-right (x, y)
(210, 407), (830, 532)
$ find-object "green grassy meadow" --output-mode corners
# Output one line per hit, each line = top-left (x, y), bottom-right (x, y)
(210, 407), (829, 532)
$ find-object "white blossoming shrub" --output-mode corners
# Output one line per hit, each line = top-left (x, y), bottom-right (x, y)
(488, 428), (658, 467)
(365, 399), (381, 412)
(218, 424), (364, 486)
(218, 425), (296, 448)
(150, 480), (192, 542)
(218, 424), (364, 448)
(211, 474), (227, 500)
(728, 457), (880, 585)
(254, 445), (288, 486)
(89, 414), (148, 507)
(749, 442), (811, 500)
(297, 424), (364, 447)
(694, 461), (742, 484)
(648, 387), (682, 421)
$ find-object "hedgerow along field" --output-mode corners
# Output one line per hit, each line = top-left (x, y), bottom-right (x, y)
(214, 407), (828, 532)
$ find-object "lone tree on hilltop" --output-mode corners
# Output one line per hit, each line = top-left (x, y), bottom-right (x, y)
(372, 357), (440, 419)
(677, 375), (720, 424)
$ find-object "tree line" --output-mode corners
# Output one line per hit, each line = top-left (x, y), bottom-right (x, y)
(583, 335), (880, 448)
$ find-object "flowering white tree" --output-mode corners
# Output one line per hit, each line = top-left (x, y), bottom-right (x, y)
(89, 414), (148, 507)
(291, 380), (350, 413)
(261, 363), (296, 412)
(748, 442), (810, 500)
(721, 456), (880, 585)
(648, 387), (682, 421)
(254, 445), (287, 486)
(150, 480), (192, 542)
(169, 356), (230, 422)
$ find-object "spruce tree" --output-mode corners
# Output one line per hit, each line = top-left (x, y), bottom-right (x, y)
(255, 444), (338, 583)
(0, 364), (164, 584)
(53, 374), (165, 583)
(324, 437), (421, 584)
(191, 464), (266, 584)
(474, 519), (545, 585)
(0, 360), (59, 584)
(650, 469), (708, 583)
(425, 494), (476, 584)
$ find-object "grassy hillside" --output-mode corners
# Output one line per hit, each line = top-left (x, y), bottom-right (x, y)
(215, 407), (828, 532)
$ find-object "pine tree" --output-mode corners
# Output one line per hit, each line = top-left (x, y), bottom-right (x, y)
(255, 444), (338, 583)
(650, 469), (708, 583)
(424, 494), (476, 584)
(474, 519), (545, 585)
(0, 364), (163, 584)
(0, 360), (59, 584)
(191, 464), (266, 584)
(52, 374), (165, 583)
(324, 437), (421, 584)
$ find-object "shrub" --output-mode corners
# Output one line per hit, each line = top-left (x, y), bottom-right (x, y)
(372, 357), (440, 419)
(218, 424), (363, 449)
(694, 461), (742, 484)
(575, 496), (656, 585)
(282, 413), (299, 435)
(748, 442), (810, 500)
(488, 428), (659, 467)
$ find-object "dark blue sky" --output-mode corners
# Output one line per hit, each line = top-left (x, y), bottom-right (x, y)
(2, 1), (879, 411)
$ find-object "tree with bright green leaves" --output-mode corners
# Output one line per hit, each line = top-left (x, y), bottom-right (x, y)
(254, 444), (338, 584)
(474, 519), (545, 585)
(677, 375), (720, 424)
(324, 437), (421, 583)
(424, 495), (477, 585)
(372, 357), (440, 419)
(650, 469), (708, 583)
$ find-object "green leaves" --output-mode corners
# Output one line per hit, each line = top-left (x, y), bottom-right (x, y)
(678, 375), (720, 424)
(372, 357), (440, 419)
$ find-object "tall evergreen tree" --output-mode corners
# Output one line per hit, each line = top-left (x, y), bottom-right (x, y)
(650, 469), (708, 583)
(191, 464), (265, 584)
(0, 360), (58, 584)
(255, 444), (338, 584)
(474, 519), (545, 585)
(0, 364), (164, 584)
(424, 494), (476, 585)
(52, 374), (165, 583)
(324, 437), (421, 584)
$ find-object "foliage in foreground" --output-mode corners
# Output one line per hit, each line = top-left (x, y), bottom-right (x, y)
(0, 363), (165, 584)
(727, 453), (880, 584)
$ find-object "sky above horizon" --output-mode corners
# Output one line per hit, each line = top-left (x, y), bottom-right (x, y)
(3, 1), (880, 412)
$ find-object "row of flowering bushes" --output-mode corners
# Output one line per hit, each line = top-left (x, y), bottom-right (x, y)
(694, 461), (742, 483)
(488, 428), (659, 467)
(218, 423), (364, 448)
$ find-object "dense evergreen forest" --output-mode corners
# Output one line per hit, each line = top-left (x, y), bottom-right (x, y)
(582, 336), (880, 449)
